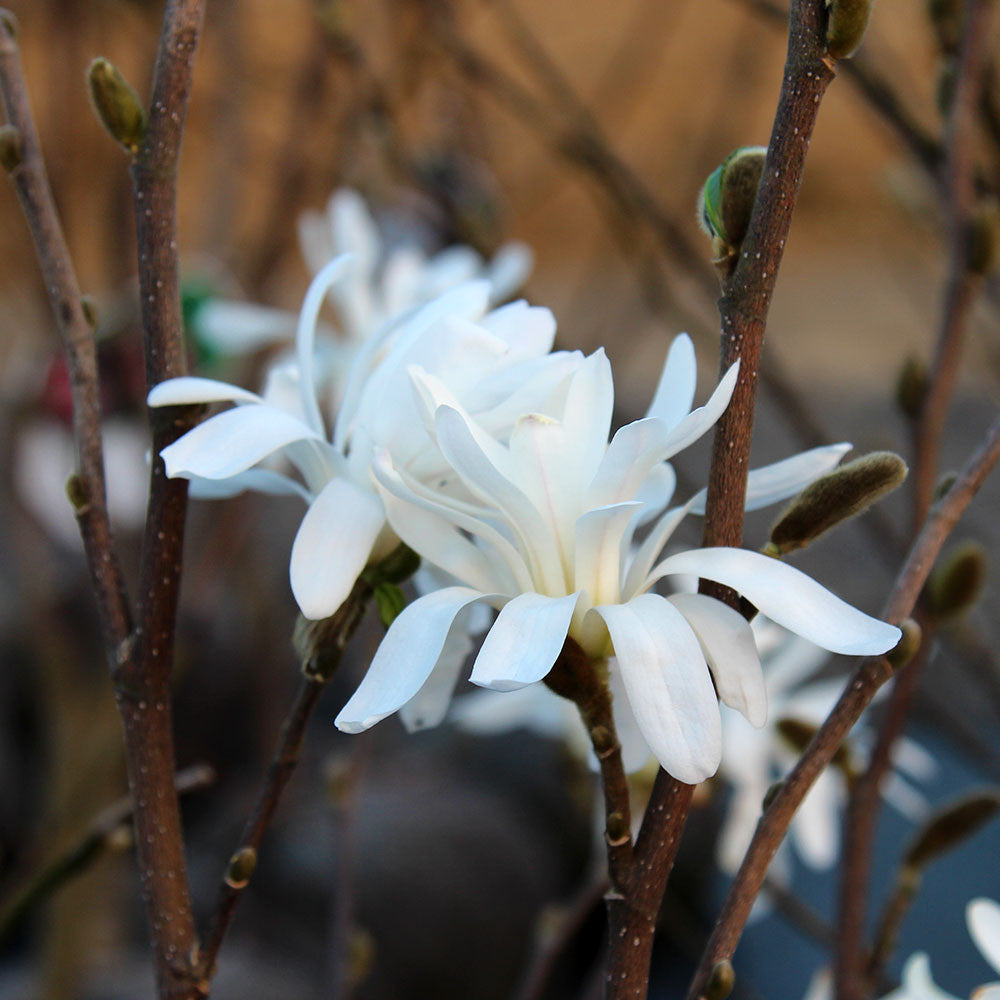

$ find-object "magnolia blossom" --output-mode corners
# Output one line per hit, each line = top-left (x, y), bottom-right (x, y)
(880, 899), (1000, 1000)
(150, 258), (576, 620)
(336, 338), (901, 783)
(193, 188), (531, 376)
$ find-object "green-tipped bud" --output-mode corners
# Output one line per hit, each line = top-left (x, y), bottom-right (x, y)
(224, 846), (257, 889)
(925, 541), (987, 621)
(0, 124), (22, 172)
(606, 810), (630, 846)
(65, 472), (88, 512)
(373, 581), (406, 629)
(896, 357), (928, 420)
(927, 0), (963, 52)
(705, 959), (735, 1000)
(933, 471), (958, 502)
(697, 146), (767, 257)
(762, 780), (785, 811)
(967, 199), (998, 276)
(294, 613), (346, 682)
(81, 295), (99, 329)
(903, 790), (1000, 871)
(370, 542), (420, 584)
(769, 452), (908, 555)
(87, 57), (146, 155)
(886, 618), (922, 669)
(825, 0), (873, 59)
(0, 10), (17, 38)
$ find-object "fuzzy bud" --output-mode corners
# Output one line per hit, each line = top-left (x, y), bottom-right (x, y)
(886, 618), (922, 669)
(697, 146), (767, 257)
(769, 451), (907, 555)
(224, 846), (257, 889)
(0, 124), (22, 172)
(825, 0), (874, 60)
(87, 57), (146, 155)
(925, 541), (987, 621)
(896, 357), (928, 420)
(705, 959), (735, 1000)
(903, 791), (1000, 872)
(967, 199), (998, 276)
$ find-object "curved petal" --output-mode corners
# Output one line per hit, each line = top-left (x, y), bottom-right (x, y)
(648, 548), (902, 656)
(188, 468), (311, 502)
(290, 478), (385, 619)
(586, 417), (672, 510)
(399, 615), (476, 732)
(160, 404), (323, 481)
(646, 333), (697, 431)
(335, 586), (495, 733)
(574, 502), (642, 607)
(893, 954), (959, 1000)
(329, 188), (380, 274)
(470, 591), (580, 691)
(594, 594), (722, 783)
(607, 660), (653, 773)
(148, 376), (262, 407)
(486, 242), (533, 303)
(688, 443), (853, 514)
(194, 301), (299, 355)
(622, 498), (696, 601)
(660, 360), (739, 462)
(669, 592), (766, 727)
(969, 899), (1000, 975)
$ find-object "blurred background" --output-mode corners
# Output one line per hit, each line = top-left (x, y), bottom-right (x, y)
(1, 1), (999, 998)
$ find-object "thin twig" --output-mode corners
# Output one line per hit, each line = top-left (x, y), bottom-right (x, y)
(687, 413), (1000, 999)
(0, 765), (215, 951)
(196, 580), (372, 985)
(0, 13), (132, 657)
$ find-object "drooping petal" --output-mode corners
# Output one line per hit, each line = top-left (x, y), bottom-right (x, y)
(647, 547), (901, 656)
(335, 586), (496, 733)
(669, 592), (767, 727)
(659, 360), (740, 461)
(188, 468), (311, 502)
(646, 333), (697, 431)
(594, 594), (722, 783)
(193, 301), (301, 355)
(969, 899), (1000, 975)
(160, 404), (323, 481)
(399, 615), (476, 732)
(470, 591), (580, 691)
(688, 442), (853, 514)
(290, 478), (386, 619)
(574, 502), (642, 607)
(607, 660), (654, 773)
(147, 376), (262, 407)
(486, 242), (534, 304)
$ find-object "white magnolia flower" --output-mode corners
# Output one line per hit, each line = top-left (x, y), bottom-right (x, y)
(194, 188), (532, 373)
(336, 338), (902, 783)
(150, 257), (574, 620)
(882, 899), (1000, 1000)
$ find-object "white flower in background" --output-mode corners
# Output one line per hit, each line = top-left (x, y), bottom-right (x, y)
(149, 257), (574, 620)
(716, 620), (936, 875)
(336, 337), (902, 783)
(193, 188), (532, 386)
(880, 898), (1000, 1000)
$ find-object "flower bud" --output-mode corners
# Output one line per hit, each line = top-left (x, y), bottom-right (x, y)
(896, 356), (928, 420)
(903, 790), (1000, 872)
(967, 199), (998, 276)
(697, 146), (767, 259)
(65, 472), (88, 512)
(590, 724), (615, 757)
(885, 618), (922, 669)
(0, 124), (22, 172)
(294, 612), (346, 681)
(81, 295), (99, 329)
(104, 824), (133, 853)
(769, 451), (908, 555)
(705, 959), (735, 1000)
(933, 471), (957, 502)
(606, 810), (630, 846)
(87, 57), (146, 155)
(925, 541), (987, 621)
(825, 0), (874, 60)
(224, 846), (257, 889)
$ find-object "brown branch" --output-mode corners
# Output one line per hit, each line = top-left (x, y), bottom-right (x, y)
(686, 413), (1000, 999)
(0, 12), (132, 657)
(196, 580), (372, 986)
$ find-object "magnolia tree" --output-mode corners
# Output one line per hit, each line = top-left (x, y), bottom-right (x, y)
(2, 1), (999, 999)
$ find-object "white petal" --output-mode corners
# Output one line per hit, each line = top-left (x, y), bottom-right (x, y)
(194, 301), (299, 355)
(607, 660), (654, 773)
(646, 333), (697, 431)
(648, 548), (902, 656)
(669, 592), (766, 726)
(622, 499), (695, 601)
(160, 404), (323, 480)
(574, 502), (642, 607)
(893, 954), (960, 1000)
(335, 586), (494, 733)
(969, 899), (1000, 975)
(399, 616), (475, 732)
(470, 591), (580, 691)
(633, 462), (677, 527)
(659, 360), (739, 461)
(688, 443), (853, 514)
(147, 376), (262, 407)
(329, 188), (381, 274)
(791, 769), (842, 869)
(290, 478), (385, 619)
(586, 417), (672, 510)
(486, 242), (533, 303)
(559, 348), (614, 489)
(451, 685), (577, 741)
(188, 468), (311, 502)
(973, 987), (1000, 1000)
(594, 594), (722, 783)
(420, 245), (483, 298)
